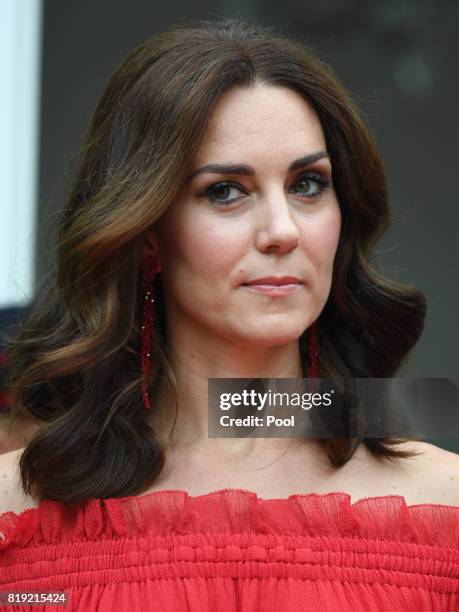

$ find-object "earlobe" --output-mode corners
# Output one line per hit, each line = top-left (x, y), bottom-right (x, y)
(141, 231), (162, 274)
(141, 254), (161, 277)
(144, 227), (160, 254)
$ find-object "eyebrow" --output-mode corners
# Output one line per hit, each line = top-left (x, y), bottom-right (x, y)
(186, 150), (330, 182)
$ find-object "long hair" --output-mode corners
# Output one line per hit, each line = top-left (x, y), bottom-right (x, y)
(5, 18), (425, 505)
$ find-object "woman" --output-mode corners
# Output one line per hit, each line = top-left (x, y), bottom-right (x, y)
(1, 18), (458, 611)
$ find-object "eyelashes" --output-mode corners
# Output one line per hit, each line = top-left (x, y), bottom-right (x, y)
(202, 172), (331, 207)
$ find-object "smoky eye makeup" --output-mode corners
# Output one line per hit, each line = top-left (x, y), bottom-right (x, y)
(198, 168), (332, 207)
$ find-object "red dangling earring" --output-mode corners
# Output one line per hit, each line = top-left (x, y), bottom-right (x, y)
(141, 257), (160, 410)
(307, 320), (318, 392)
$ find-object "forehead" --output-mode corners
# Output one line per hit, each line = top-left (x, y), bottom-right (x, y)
(195, 84), (326, 159)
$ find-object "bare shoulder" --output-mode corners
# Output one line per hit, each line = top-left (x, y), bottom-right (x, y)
(0, 447), (39, 516)
(343, 439), (459, 506)
(391, 440), (459, 506)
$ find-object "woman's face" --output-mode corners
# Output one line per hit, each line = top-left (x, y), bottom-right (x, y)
(149, 84), (341, 347)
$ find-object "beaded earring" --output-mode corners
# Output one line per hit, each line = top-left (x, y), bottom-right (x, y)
(140, 257), (160, 410)
(307, 320), (318, 392)
(308, 320), (318, 377)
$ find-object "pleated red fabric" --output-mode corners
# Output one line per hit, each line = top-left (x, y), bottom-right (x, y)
(0, 488), (458, 611)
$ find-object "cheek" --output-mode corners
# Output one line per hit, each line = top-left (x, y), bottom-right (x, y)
(164, 213), (245, 280)
(305, 207), (341, 273)
(314, 208), (341, 264)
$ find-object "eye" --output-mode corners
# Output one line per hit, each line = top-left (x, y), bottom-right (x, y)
(203, 182), (245, 206)
(290, 172), (330, 199)
(202, 172), (330, 207)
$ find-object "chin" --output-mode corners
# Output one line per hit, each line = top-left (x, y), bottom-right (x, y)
(238, 326), (305, 347)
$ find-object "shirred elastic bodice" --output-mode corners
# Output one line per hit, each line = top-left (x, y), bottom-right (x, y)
(0, 488), (458, 610)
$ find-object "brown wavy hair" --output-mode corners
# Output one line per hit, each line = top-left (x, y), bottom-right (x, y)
(4, 18), (425, 505)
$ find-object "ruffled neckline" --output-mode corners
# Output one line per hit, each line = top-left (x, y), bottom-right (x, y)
(0, 488), (458, 551)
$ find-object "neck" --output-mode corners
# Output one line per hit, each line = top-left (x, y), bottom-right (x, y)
(148, 321), (305, 461)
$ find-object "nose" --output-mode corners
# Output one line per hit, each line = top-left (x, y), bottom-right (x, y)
(255, 190), (300, 254)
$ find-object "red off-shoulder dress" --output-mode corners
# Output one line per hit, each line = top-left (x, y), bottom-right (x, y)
(0, 488), (458, 610)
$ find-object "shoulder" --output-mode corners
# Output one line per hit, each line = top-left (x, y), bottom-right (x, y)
(410, 440), (459, 505)
(387, 440), (459, 506)
(0, 447), (38, 516)
(346, 439), (459, 506)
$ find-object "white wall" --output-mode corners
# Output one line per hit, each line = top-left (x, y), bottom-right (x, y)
(0, 0), (43, 308)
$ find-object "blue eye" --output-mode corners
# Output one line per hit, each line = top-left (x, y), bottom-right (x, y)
(203, 172), (330, 207)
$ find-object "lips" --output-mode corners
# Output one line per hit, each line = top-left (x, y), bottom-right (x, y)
(242, 276), (302, 286)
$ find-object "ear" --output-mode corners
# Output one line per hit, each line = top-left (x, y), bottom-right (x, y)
(141, 229), (162, 274)
(143, 229), (157, 257)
